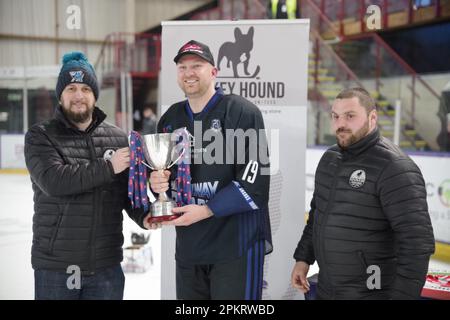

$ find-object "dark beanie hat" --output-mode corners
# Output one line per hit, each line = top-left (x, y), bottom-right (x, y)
(55, 51), (99, 100)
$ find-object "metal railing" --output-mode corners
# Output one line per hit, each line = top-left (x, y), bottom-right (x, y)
(303, 0), (443, 150)
(309, 29), (366, 145)
(94, 32), (161, 82)
(93, 32), (161, 132)
(307, 0), (448, 33)
(336, 32), (440, 124)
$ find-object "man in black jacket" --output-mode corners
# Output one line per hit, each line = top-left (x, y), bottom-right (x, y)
(24, 52), (149, 300)
(291, 87), (435, 299)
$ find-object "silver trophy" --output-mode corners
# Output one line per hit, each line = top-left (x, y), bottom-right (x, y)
(141, 133), (184, 222)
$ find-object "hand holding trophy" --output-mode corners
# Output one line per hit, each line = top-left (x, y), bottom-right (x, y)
(141, 133), (184, 223)
(128, 129), (191, 227)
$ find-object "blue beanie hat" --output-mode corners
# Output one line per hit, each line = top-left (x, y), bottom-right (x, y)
(56, 51), (99, 100)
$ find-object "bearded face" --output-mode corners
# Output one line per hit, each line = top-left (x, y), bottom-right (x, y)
(335, 117), (370, 149)
(331, 97), (377, 149)
(176, 54), (217, 100)
(60, 83), (95, 124)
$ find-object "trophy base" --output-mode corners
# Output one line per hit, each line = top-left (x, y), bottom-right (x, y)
(147, 199), (180, 224)
(147, 214), (181, 224)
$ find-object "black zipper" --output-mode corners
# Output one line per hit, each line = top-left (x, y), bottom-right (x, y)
(86, 133), (98, 275)
(48, 214), (63, 255)
(318, 155), (342, 298)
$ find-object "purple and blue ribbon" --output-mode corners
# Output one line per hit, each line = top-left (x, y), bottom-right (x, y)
(173, 127), (192, 206)
(128, 128), (192, 210)
(128, 131), (148, 212)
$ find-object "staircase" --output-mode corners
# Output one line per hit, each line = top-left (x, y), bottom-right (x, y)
(308, 43), (433, 150)
(303, 0), (441, 150)
(374, 93), (428, 150)
(93, 0), (442, 150)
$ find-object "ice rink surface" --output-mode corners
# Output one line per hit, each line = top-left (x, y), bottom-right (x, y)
(0, 173), (161, 300)
(1, 173), (448, 300)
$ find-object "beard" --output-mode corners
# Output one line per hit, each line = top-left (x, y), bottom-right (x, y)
(336, 119), (370, 149)
(62, 101), (94, 124)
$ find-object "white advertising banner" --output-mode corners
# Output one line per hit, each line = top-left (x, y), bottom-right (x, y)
(160, 20), (310, 300)
(410, 154), (450, 246)
(0, 65), (59, 79)
(0, 134), (26, 169)
(306, 149), (450, 253)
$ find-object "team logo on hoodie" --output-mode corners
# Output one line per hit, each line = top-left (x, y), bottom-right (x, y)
(349, 169), (366, 188)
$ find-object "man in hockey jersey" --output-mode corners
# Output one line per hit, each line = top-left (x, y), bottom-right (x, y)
(149, 40), (272, 300)
(291, 87), (435, 299)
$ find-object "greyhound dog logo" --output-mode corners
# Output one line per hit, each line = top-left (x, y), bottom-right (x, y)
(217, 26), (260, 79)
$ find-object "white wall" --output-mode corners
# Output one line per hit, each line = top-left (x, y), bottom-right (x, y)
(0, 0), (210, 68)
(0, 0), (129, 66)
(0, 134), (26, 169)
(135, 0), (210, 32)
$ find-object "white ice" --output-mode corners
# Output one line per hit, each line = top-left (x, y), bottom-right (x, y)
(0, 173), (448, 300)
(0, 173), (161, 300)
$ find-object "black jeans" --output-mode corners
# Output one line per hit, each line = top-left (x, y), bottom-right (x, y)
(34, 264), (125, 300)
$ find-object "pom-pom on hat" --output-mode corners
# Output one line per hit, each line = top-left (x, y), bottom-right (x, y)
(55, 51), (99, 100)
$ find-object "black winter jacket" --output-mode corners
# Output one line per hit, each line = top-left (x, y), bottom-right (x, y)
(294, 128), (435, 299)
(25, 106), (147, 274)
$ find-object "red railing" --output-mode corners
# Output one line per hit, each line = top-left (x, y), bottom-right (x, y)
(307, 0), (447, 32)
(306, 26), (367, 145)
(303, 0), (440, 125)
(344, 32), (440, 97)
(310, 29), (363, 93)
(95, 1), (268, 76)
(191, 0), (267, 20)
(337, 32), (440, 126)
(94, 32), (161, 80)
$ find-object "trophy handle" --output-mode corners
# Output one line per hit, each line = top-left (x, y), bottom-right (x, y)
(141, 160), (155, 170)
(128, 132), (155, 170)
(166, 147), (186, 169)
